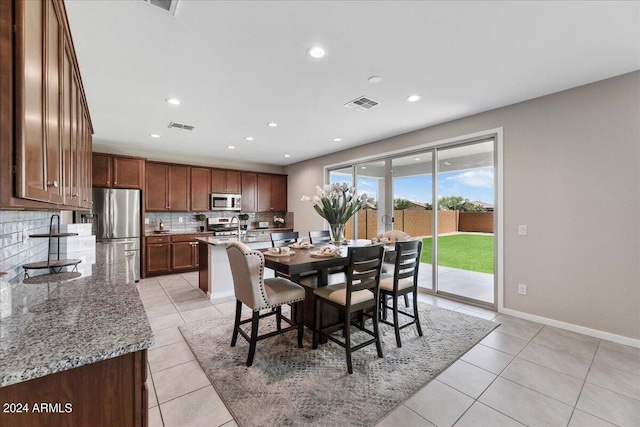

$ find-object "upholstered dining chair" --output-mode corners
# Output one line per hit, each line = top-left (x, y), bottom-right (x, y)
(312, 245), (385, 374)
(379, 239), (423, 347)
(271, 231), (299, 248)
(308, 230), (331, 245)
(226, 241), (305, 367)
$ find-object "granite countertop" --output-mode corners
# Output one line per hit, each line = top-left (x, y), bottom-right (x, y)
(0, 242), (154, 388)
(144, 230), (214, 237)
(197, 235), (270, 246)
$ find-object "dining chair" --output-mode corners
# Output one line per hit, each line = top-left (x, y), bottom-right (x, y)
(271, 231), (299, 248)
(226, 241), (305, 367)
(308, 230), (331, 245)
(312, 245), (385, 374)
(379, 239), (423, 347)
(379, 229), (412, 307)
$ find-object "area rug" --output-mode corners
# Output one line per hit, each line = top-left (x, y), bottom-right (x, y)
(178, 303), (498, 427)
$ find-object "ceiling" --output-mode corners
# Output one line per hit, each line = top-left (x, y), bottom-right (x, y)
(64, 1), (640, 167)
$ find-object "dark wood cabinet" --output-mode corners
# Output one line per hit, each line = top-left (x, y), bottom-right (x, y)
(93, 154), (145, 189)
(211, 169), (240, 194)
(241, 172), (258, 212)
(3, 0), (93, 209)
(145, 235), (170, 275)
(191, 167), (211, 211)
(145, 162), (190, 212)
(257, 173), (287, 212)
(0, 350), (148, 427)
(170, 235), (200, 271)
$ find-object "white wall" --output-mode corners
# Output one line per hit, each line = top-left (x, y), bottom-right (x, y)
(285, 71), (640, 340)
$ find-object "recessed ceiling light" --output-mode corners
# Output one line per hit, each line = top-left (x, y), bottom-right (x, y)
(307, 46), (326, 58)
(361, 166), (366, 170)
(443, 161), (451, 166)
(368, 76), (382, 84)
(165, 98), (181, 105)
(333, 138), (342, 142)
(284, 154), (291, 158)
(406, 95), (421, 102)
(227, 145), (235, 150)
(245, 136), (254, 141)
(267, 122), (278, 127)
(414, 157), (421, 161)
(149, 134), (160, 138)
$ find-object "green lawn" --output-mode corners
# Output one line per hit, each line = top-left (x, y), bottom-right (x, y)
(421, 234), (494, 274)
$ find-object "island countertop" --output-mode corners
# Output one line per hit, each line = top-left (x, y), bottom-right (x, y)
(0, 242), (154, 388)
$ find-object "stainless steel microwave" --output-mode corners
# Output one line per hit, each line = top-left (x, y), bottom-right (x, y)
(210, 193), (241, 211)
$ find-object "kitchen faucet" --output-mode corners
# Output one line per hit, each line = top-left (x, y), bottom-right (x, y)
(230, 216), (241, 241)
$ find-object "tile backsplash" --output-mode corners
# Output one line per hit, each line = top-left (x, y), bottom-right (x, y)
(0, 210), (62, 282)
(144, 211), (293, 234)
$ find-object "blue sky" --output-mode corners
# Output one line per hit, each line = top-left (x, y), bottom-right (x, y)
(331, 167), (494, 205)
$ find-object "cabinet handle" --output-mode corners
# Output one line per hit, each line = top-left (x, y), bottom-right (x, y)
(106, 181), (110, 185)
(72, 193), (78, 198)
(114, 181), (117, 185)
(153, 244), (163, 247)
(47, 180), (59, 189)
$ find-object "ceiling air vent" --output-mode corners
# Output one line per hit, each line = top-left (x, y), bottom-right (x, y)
(168, 122), (195, 131)
(345, 96), (379, 111)
(142, 0), (180, 16)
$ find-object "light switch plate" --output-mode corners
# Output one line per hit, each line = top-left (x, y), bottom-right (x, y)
(518, 225), (527, 236)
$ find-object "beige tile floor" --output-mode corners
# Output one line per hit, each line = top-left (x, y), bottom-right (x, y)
(139, 272), (640, 427)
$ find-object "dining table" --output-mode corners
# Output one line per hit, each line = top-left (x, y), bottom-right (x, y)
(261, 239), (394, 332)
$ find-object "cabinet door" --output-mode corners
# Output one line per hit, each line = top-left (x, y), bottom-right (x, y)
(145, 163), (168, 211)
(16, 0), (48, 202)
(168, 165), (190, 211)
(257, 174), (272, 212)
(61, 42), (74, 206)
(44, 0), (63, 204)
(210, 169), (226, 193)
(170, 241), (197, 271)
(113, 157), (144, 189)
(146, 243), (170, 274)
(92, 153), (112, 188)
(241, 173), (257, 212)
(226, 171), (240, 193)
(271, 175), (287, 212)
(191, 167), (211, 211)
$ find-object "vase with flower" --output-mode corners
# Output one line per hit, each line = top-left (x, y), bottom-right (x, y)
(301, 183), (375, 245)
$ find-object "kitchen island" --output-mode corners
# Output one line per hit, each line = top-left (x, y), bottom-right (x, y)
(0, 242), (154, 427)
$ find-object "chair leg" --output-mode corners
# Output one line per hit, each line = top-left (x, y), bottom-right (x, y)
(276, 306), (282, 330)
(296, 301), (304, 348)
(382, 295), (388, 321)
(404, 294), (410, 308)
(344, 313), (353, 374)
(413, 291), (423, 337)
(231, 299), (242, 347)
(393, 294), (402, 347)
(246, 310), (260, 367)
(372, 300), (383, 359)
(313, 298), (321, 350)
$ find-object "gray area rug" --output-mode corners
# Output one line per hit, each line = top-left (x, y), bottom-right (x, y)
(179, 303), (498, 427)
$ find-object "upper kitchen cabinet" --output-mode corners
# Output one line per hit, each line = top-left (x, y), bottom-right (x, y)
(92, 153), (145, 189)
(2, 0), (93, 208)
(241, 172), (257, 212)
(190, 167), (211, 211)
(145, 162), (190, 212)
(257, 174), (287, 212)
(211, 169), (240, 194)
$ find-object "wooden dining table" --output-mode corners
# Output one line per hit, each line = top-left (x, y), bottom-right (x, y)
(261, 240), (393, 330)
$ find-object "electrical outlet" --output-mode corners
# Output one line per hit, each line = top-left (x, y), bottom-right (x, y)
(144, 218), (149, 224)
(178, 217), (183, 223)
(518, 283), (527, 295)
(518, 225), (527, 236)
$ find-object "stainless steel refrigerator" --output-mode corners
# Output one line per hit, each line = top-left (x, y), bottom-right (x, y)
(92, 188), (141, 281)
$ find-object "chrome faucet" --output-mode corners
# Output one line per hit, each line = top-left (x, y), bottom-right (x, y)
(230, 216), (241, 241)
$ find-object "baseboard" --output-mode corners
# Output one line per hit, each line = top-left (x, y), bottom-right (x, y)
(500, 307), (640, 349)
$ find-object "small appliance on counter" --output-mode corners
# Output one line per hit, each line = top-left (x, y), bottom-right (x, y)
(256, 221), (269, 229)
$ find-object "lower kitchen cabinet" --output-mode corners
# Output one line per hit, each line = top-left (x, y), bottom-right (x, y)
(145, 236), (170, 275)
(145, 234), (208, 277)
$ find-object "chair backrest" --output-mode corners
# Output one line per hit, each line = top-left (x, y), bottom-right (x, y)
(226, 241), (269, 310)
(380, 229), (411, 242)
(392, 239), (422, 289)
(271, 231), (299, 248)
(308, 230), (331, 245)
(344, 245), (385, 307)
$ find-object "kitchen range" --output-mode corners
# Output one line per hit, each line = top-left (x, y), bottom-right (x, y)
(206, 217), (247, 237)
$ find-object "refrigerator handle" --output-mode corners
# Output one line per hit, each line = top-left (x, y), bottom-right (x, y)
(110, 191), (115, 237)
